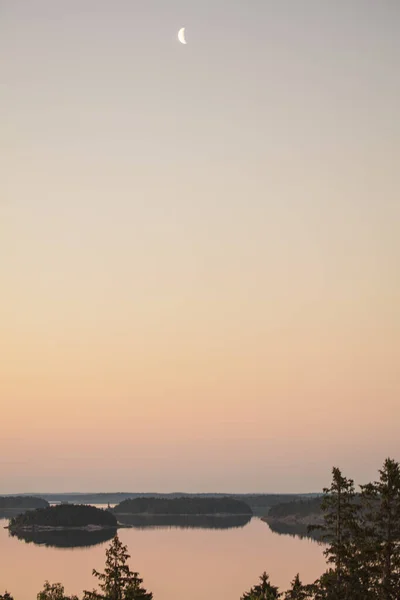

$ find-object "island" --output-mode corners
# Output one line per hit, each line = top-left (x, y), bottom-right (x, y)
(113, 496), (253, 516)
(8, 504), (118, 532)
(111, 513), (252, 530)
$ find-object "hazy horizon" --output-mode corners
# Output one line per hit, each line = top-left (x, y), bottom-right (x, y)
(2, 1), (399, 494)
(0, 489), (320, 495)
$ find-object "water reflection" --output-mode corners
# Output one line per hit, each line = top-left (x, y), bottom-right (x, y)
(10, 527), (117, 549)
(8, 515), (251, 548)
(117, 514), (252, 530)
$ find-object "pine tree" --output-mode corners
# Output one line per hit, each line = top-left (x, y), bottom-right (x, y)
(309, 467), (362, 599)
(284, 574), (311, 599)
(83, 535), (153, 600)
(0, 593), (14, 600)
(360, 458), (400, 600)
(240, 572), (280, 600)
(124, 575), (153, 600)
(308, 570), (337, 600)
(37, 581), (79, 600)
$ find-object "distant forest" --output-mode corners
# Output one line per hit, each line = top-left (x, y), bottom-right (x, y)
(113, 496), (253, 515)
(9, 504), (117, 529)
(34, 492), (313, 512)
(0, 496), (48, 510)
(268, 496), (323, 519)
(234, 494), (315, 508)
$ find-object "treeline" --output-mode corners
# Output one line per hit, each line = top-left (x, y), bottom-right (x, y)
(236, 494), (314, 508)
(40, 493), (136, 505)
(268, 496), (323, 519)
(9, 504), (117, 529)
(38, 493), (309, 511)
(116, 513), (252, 530)
(114, 496), (253, 515)
(0, 496), (48, 510)
(235, 494), (312, 515)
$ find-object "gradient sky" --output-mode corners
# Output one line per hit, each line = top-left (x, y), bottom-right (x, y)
(1, 1), (399, 493)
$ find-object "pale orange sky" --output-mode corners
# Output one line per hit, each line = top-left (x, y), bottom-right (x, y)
(1, 1), (399, 492)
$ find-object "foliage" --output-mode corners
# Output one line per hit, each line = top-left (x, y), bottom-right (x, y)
(283, 574), (311, 599)
(235, 495), (311, 514)
(83, 534), (153, 600)
(114, 496), (252, 516)
(9, 504), (117, 529)
(309, 467), (365, 599)
(308, 570), (337, 600)
(37, 581), (79, 600)
(360, 458), (400, 600)
(0, 496), (49, 509)
(268, 498), (322, 520)
(240, 572), (280, 599)
(0, 593), (14, 600)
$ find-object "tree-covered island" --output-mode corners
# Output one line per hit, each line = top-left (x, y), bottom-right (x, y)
(113, 496), (253, 516)
(8, 504), (117, 531)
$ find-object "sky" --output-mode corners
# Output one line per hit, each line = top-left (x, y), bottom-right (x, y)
(1, 0), (399, 493)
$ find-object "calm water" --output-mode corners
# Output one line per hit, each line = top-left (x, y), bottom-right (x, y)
(0, 515), (326, 599)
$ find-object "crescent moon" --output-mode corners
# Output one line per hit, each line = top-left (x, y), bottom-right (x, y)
(178, 27), (187, 45)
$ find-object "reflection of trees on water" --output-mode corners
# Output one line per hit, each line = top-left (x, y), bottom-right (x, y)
(10, 527), (117, 549)
(9, 516), (251, 547)
(264, 520), (323, 542)
(117, 514), (252, 530)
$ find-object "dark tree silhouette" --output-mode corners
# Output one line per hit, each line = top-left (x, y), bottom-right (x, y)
(284, 574), (311, 599)
(37, 581), (79, 600)
(240, 572), (280, 599)
(309, 467), (364, 599)
(360, 458), (400, 600)
(83, 535), (153, 600)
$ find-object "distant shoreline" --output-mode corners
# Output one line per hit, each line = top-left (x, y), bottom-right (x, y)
(262, 514), (323, 527)
(114, 512), (252, 517)
(7, 524), (117, 532)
